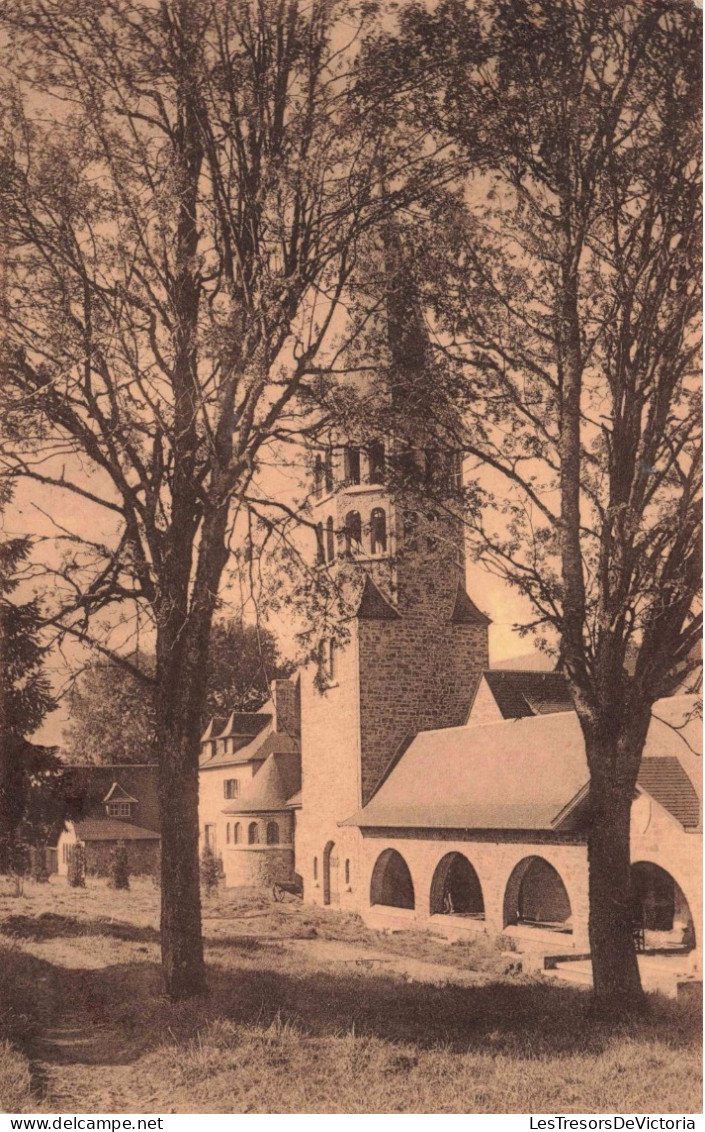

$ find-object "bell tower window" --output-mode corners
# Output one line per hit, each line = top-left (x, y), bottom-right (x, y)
(324, 448), (334, 494)
(368, 440), (385, 484)
(370, 508), (387, 555)
(344, 510), (362, 554)
(344, 446), (361, 485)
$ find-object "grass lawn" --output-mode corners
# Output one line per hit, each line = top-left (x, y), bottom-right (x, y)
(0, 875), (701, 1114)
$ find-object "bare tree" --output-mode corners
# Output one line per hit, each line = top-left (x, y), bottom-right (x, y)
(0, 0), (446, 997)
(362, 0), (702, 1007)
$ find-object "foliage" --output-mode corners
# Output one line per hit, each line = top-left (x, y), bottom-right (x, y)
(0, 487), (57, 871)
(66, 844), (86, 889)
(362, 0), (702, 1005)
(200, 844), (220, 897)
(0, 0), (444, 996)
(28, 846), (49, 884)
(62, 621), (293, 764)
(108, 843), (130, 891)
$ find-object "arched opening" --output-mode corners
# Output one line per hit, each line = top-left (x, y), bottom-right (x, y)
(226, 823), (231, 845)
(233, 822), (241, 845)
(369, 440), (385, 483)
(503, 856), (572, 932)
(370, 849), (415, 910)
(324, 448), (334, 493)
(430, 853), (484, 918)
(326, 516), (335, 562)
(248, 821), (259, 845)
(631, 862), (695, 950)
(344, 859), (350, 886)
(344, 446), (361, 485)
(266, 821), (280, 845)
(344, 510), (362, 554)
(370, 507), (387, 554)
(323, 840), (340, 906)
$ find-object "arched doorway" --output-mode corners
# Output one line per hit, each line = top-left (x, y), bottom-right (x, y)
(631, 862), (695, 950)
(370, 849), (415, 910)
(430, 853), (485, 918)
(323, 841), (339, 906)
(504, 856), (572, 932)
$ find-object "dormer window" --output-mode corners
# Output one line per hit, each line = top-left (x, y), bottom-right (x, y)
(107, 801), (131, 819)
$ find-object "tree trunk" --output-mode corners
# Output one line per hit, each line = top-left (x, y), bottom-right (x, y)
(159, 717), (206, 999)
(587, 768), (643, 1009)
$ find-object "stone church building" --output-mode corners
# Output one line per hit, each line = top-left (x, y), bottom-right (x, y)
(198, 434), (702, 973)
(199, 244), (701, 975)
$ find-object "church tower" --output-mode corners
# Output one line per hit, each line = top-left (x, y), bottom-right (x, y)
(296, 231), (490, 909)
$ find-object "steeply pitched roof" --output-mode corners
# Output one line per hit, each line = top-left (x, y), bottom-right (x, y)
(355, 575), (400, 621)
(482, 669), (574, 718)
(222, 750), (301, 814)
(59, 765), (160, 832)
(199, 713), (275, 768)
(72, 819), (160, 842)
(344, 695), (701, 833)
(102, 781), (139, 804)
(451, 584), (491, 626)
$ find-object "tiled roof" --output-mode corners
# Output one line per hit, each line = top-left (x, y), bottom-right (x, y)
(73, 819), (160, 842)
(223, 750), (301, 814)
(344, 695), (701, 833)
(637, 757), (700, 829)
(483, 669), (574, 718)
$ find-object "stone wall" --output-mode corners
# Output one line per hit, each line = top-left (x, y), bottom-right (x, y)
(199, 761), (260, 856)
(223, 845), (294, 887)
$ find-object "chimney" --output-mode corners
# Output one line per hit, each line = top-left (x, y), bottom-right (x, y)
(272, 677), (300, 737)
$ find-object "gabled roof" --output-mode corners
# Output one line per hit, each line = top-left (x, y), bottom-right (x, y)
(222, 750), (301, 815)
(72, 819), (160, 842)
(344, 695), (701, 833)
(451, 584), (491, 626)
(102, 781), (138, 805)
(482, 669), (574, 718)
(199, 713), (274, 768)
(356, 575), (400, 621)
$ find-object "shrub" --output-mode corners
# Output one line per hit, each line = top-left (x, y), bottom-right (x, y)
(108, 842), (130, 890)
(200, 844), (220, 896)
(28, 846), (50, 884)
(67, 843), (86, 888)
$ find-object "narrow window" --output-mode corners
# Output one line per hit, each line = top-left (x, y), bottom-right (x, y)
(345, 510), (362, 554)
(315, 522), (325, 564)
(313, 857), (318, 881)
(233, 822), (241, 845)
(248, 822), (259, 845)
(370, 508), (387, 554)
(266, 821), (280, 845)
(226, 823), (231, 845)
(224, 779), (239, 799)
(345, 859), (350, 885)
(328, 639), (337, 682)
(369, 440), (385, 483)
(344, 446), (361, 485)
(313, 454), (324, 499)
(324, 448), (334, 494)
(426, 511), (439, 551)
(326, 516), (335, 562)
